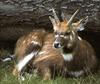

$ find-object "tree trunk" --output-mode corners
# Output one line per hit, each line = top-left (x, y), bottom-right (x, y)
(0, 0), (100, 41)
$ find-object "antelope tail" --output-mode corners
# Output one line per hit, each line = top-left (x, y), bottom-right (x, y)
(0, 54), (15, 62)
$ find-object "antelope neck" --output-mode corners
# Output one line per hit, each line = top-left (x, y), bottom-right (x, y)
(62, 47), (73, 54)
(62, 36), (81, 54)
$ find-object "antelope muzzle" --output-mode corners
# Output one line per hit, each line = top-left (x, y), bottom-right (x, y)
(53, 35), (65, 49)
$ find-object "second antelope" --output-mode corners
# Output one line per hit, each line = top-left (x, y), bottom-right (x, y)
(49, 9), (98, 77)
(12, 29), (65, 80)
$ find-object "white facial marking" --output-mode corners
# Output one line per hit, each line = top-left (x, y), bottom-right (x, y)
(70, 35), (73, 41)
(69, 70), (84, 77)
(16, 52), (37, 71)
(55, 35), (59, 38)
(54, 26), (58, 31)
(62, 53), (73, 61)
(55, 34), (68, 39)
(60, 35), (65, 38)
(72, 31), (75, 35)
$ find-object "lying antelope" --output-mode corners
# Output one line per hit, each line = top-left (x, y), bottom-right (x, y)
(12, 9), (97, 80)
(12, 29), (65, 80)
(49, 9), (98, 77)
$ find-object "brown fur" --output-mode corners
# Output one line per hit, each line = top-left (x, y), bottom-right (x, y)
(14, 30), (46, 60)
(32, 33), (65, 80)
(13, 10), (98, 80)
(13, 28), (97, 80)
(13, 28), (98, 80)
(12, 30), (65, 80)
(63, 39), (97, 77)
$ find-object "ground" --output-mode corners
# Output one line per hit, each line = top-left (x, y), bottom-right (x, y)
(0, 49), (100, 84)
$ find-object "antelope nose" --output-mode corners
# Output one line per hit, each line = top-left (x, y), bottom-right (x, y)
(53, 42), (62, 48)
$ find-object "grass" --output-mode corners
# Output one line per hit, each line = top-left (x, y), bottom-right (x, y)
(0, 49), (100, 84)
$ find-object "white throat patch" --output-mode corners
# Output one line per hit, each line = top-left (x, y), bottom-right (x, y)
(62, 53), (73, 61)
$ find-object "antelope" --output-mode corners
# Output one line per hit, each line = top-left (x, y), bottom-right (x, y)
(12, 29), (65, 80)
(49, 9), (98, 77)
(12, 9), (97, 80)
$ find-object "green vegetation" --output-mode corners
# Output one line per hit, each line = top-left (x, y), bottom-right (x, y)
(0, 49), (100, 84)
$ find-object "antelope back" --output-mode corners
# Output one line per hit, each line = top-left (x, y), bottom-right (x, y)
(15, 30), (46, 60)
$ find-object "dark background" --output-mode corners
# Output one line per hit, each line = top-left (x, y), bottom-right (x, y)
(0, 0), (100, 58)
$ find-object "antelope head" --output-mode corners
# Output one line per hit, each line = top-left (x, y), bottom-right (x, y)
(49, 9), (87, 50)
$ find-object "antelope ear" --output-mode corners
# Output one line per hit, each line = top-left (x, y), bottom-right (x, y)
(77, 23), (85, 31)
(72, 19), (85, 31)
(72, 16), (88, 31)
